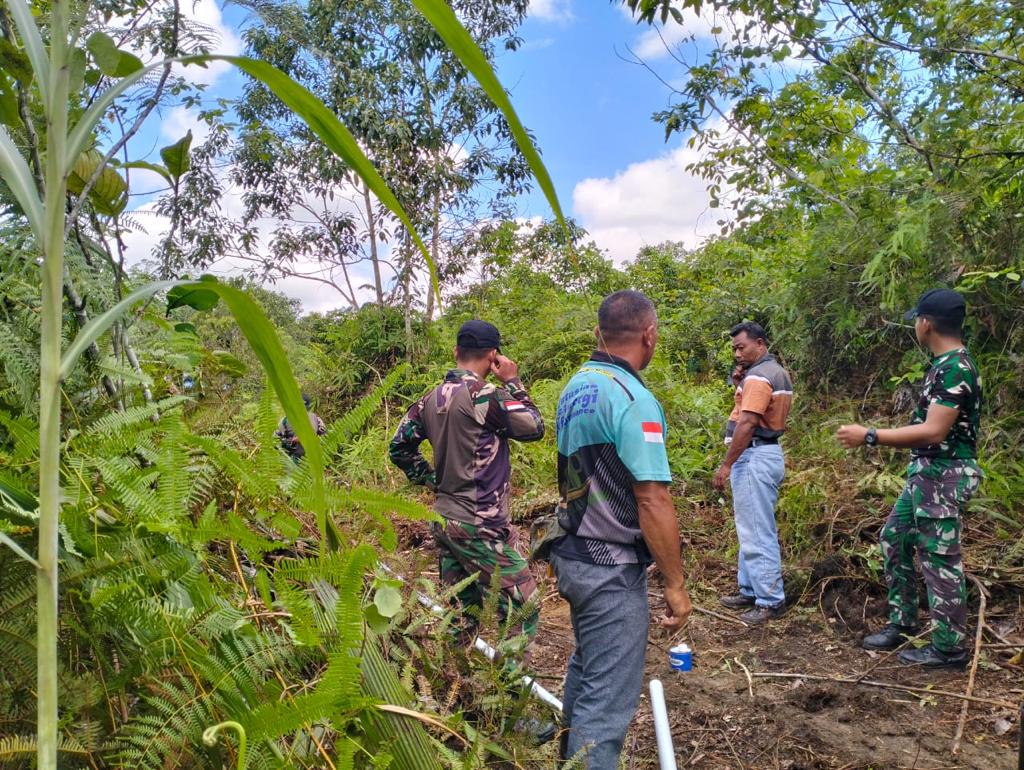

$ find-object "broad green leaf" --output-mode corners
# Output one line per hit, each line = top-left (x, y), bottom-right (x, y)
(4, 0), (48, 105)
(166, 281), (220, 311)
(373, 586), (403, 618)
(118, 159), (173, 185)
(86, 32), (143, 78)
(67, 149), (128, 216)
(363, 604), (390, 634)
(0, 77), (19, 127)
(0, 125), (43, 239)
(160, 131), (192, 181)
(63, 275), (330, 543)
(0, 37), (33, 84)
(68, 48), (87, 94)
(173, 321), (197, 335)
(410, 0), (568, 233)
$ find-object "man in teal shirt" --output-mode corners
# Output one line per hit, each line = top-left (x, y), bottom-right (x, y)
(550, 290), (692, 768)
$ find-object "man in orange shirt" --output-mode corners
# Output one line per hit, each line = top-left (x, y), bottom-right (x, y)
(712, 322), (793, 623)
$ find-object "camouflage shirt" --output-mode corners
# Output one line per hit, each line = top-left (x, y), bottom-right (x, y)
(910, 347), (982, 464)
(388, 369), (545, 528)
(275, 411), (327, 459)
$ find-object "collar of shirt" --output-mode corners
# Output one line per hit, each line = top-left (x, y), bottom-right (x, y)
(446, 368), (482, 382)
(930, 347), (966, 365)
(749, 352), (776, 369)
(589, 350), (645, 386)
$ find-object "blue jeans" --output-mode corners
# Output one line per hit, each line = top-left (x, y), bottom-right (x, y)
(551, 553), (649, 770)
(730, 444), (786, 607)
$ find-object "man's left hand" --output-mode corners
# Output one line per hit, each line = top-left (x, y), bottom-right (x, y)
(837, 424), (868, 449)
(712, 464), (731, 491)
(659, 583), (692, 631)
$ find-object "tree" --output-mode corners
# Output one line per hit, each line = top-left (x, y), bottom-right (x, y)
(164, 0), (534, 322)
(620, 0), (1024, 380)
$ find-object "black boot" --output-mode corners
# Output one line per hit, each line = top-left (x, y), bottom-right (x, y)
(719, 592), (756, 610)
(862, 623), (918, 651)
(898, 644), (968, 670)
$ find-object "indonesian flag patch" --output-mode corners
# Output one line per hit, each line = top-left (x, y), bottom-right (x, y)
(505, 400), (527, 412)
(642, 421), (664, 443)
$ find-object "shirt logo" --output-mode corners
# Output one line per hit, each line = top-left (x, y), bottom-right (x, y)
(642, 422), (664, 443)
(505, 400), (527, 412)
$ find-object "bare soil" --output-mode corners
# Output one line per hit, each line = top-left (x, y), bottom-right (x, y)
(526, 566), (1023, 770)
(396, 509), (1024, 768)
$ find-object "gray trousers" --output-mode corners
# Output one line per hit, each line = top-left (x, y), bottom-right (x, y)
(551, 553), (649, 769)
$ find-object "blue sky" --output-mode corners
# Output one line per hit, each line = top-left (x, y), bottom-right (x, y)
(122, 0), (723, 310)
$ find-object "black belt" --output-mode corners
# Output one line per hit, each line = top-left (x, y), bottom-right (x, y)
(751, 436), (780, 446)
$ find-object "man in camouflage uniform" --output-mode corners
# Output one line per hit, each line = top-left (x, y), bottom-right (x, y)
(276, 394), (327, 463)
(839, 289), (982, 669)
(389, 320), (545, 650)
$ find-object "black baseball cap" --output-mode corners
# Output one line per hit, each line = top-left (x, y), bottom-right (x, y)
(904, 288), (966, 323)
(457, 320), (501, 352)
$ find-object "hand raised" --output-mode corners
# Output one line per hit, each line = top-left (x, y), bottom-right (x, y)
(490, 354), (519, 383)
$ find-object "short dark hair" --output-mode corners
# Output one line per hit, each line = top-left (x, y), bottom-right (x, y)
(920, 314), (963, 338)
(598, 290), (656, 342)
(455, 346), (493, 362)
(729, 321), (767, 343)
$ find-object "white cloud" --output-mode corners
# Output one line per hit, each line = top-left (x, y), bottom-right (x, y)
(173, 0), (243, 86)
(528, 0), (574, 23)
(160, 105), (211, 145)
(572, 140), (727, 263)
(626, 7), (808, 69)
(630, 8), (748, 61)
(121, 165), (401, 315)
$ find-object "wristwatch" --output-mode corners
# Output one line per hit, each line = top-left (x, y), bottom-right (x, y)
(864, 428), (878, 448)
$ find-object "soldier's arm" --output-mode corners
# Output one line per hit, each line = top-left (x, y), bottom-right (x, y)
(838, 404), (959, 448)
(494, 378), (545, 442)
(839, 360), (970, 449)
(876, 403), (960, 447)
(388, 400), (436, 488)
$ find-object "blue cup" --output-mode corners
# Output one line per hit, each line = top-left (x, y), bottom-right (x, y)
(669, 643), (692, 672)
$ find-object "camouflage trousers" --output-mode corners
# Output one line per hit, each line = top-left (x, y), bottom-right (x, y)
(431, 519), (540, 651)
(881, 462), (980, 651)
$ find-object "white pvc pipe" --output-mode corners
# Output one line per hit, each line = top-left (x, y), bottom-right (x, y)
(382, 565), (564, 713)
(648, 679), (678, 770)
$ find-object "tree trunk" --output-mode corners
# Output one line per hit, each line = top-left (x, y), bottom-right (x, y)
(401, 233), (414, 355)
(425, 191), (441, 321)
(364, 182), (384, 305)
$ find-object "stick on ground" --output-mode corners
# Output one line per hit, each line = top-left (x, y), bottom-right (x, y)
(953, 574), (988, 755)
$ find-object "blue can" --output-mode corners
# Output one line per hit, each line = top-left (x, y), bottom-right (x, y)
(669, 643), (692, 671)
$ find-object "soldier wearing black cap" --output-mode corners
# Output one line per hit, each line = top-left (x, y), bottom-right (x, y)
(838, 289), (982, 669)
(389, 320), (545, 653)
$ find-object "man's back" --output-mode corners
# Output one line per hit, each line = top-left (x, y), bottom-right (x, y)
(390, 368), (544, 528)
(553, 351), (671, 566)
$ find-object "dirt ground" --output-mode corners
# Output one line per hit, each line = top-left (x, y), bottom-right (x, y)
(526, 568), (1023, 770)
(393, 512), (1024, 769)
